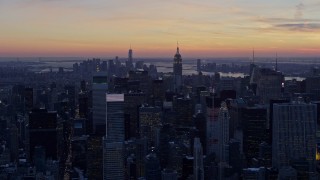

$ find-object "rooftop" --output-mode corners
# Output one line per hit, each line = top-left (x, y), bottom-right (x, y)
(106, 94), (124, 102)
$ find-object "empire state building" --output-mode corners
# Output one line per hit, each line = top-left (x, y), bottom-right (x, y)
(173, 45), (182, 92)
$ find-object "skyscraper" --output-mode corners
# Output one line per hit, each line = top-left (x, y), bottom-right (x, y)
(128, 70), (152, 96)
(103, 140), (125, 180)
(206, 96), (217, 155)
(87, 135), (103, 179)
(197, 59), (201, 72)
(8, 124), (19, 162)
(64, 84), (76, 115)
(218, 102), (230, 163)
(145, 152), (161, 180)
(24, 87), (34, 112)
(268, 99), (290, 145)
(27, 109), (58, 161)
(78, 91), (89, 119)
(103, 94), (125, 180)
(173, 45), (182, 92)
(139, 106), (162, 147)
(272, 102), (317, 172)
(106, 94), (125, 141)
(194, 112), (206, 155)
(92, 72), (108, 134)
(242, 106), (268, 165)
(250, 67), (284, 104)
(173, 96), (193, 126)
(129, 48), (133, 63)
(161, 169), (178, 180)
(207, 99), (230, 161)
(124, 92), (147, 138)
(152, 79), (165, 105)
(193, 138), (204, 180)
(126, 47), (134, 70)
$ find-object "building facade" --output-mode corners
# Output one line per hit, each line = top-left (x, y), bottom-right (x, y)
(92, 72), (108, 134)
(272, 102), (317, 172)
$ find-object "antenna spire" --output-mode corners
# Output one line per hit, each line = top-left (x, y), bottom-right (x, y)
(176, 41), (179, 53)
(252, 48), (255, 64)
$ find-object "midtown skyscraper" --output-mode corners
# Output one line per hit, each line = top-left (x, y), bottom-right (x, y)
(272, 101), (317, 173)
(218, 102), (230, 163)
(92, 72), (108, 134)
(173, 45), (182, 93)
(126, 47), (134, 70)
(128, 48), (133, 63)
(193, 138), (204, 180)
(103, 94), (125, 180)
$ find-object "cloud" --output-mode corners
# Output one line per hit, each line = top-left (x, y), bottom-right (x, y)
(251, 14), (320, 33)
(275, 23), (320, 32)
(254, 17), (320, 24)
(295, 3), (305, 19)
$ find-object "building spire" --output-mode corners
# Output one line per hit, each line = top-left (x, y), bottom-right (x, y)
(252, 48), (255, 64)
(177, 41), (179, 54)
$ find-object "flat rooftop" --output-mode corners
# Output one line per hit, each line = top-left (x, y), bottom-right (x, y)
(106, 94), (124, 102)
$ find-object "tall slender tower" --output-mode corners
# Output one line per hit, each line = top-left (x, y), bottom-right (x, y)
(193, 138), (204, 180)
(173, 44), (182, 92)
(218, 102), (230, 162)
(126, 46), (134, 70)
(252, 48), (255, 64)
(92, 72), (108, 135)
(249, 48), (256, 77)
(128, 46), (133, 63)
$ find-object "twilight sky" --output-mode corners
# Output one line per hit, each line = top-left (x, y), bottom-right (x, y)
(0, 0), (320, 58)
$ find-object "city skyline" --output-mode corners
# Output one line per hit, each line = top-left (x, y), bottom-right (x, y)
(1, 0), (320, 57)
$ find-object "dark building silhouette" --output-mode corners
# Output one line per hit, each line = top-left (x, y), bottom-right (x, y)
(139, 106), (162, 147)
(158, 124), (176, 168)
(228, 139), (242, 175)
(128, 70), (151, 96)
(78, 91), (89, 119)
(87, 135), (103, 180)
(259, 141), (272, 167)
(173, 45), (182, 93)
(194, 112), (206, 155)
(113, 77), (129, 93)
(80, 80), (87, 92)
(24, 88), (34, 112)
(33, 146), (46, 173)
(71, 136), (88, 172)
(152, 79), (165, 105)
(197, 59), (201, 72)
(161, 168), (178, 180)
(124, 93), (146, 138)
(173, 97), (193, 126)
(27, 109), (58, 161)
(64, 85), (76, 113)
(7, 124), (19, 163)
(145, 152), (161, 180)
(220, 90), (236, 101)
(182, 156), (193, 179)
(268, 99), (290, 145)
(242, 106), (267, 165)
